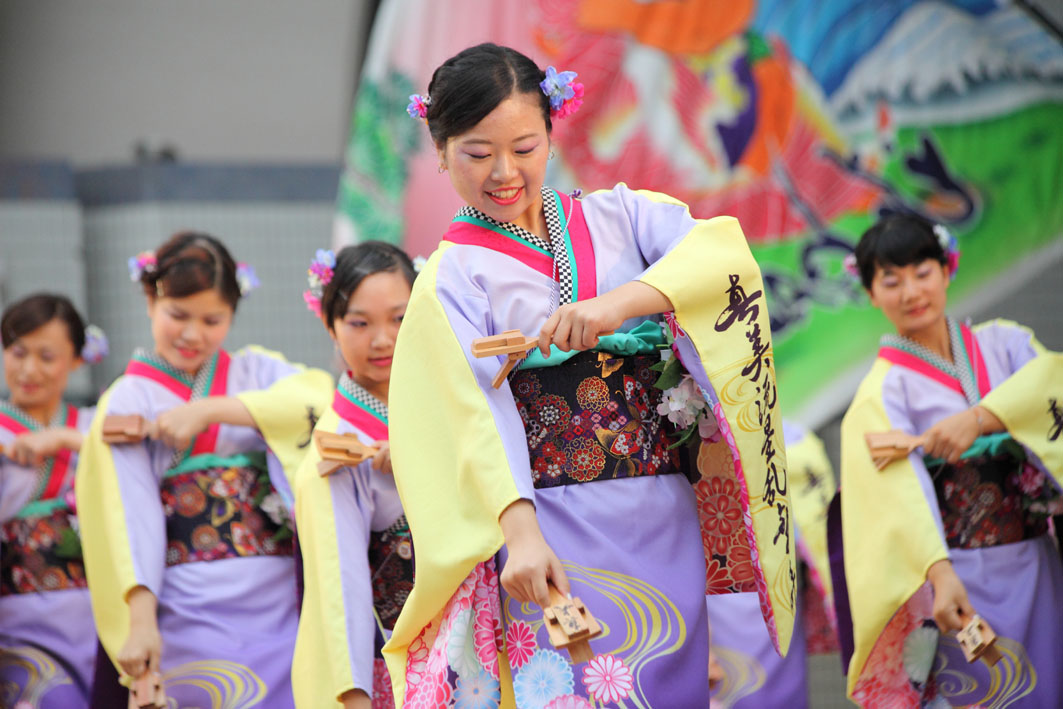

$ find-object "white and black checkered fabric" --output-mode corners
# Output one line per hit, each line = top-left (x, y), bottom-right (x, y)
(339, 371), (389, 421)
(455, 186), (575, 306)
(880, 317), (981, 405)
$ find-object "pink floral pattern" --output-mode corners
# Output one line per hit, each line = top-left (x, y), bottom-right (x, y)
(505, 620), (537, 670)
(581, 655), (634, 703)
(545, 696), (593, 709)
(372, 658), (395, 709)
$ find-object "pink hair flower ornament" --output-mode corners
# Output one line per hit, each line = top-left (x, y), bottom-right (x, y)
(127, 250), (157, 282)
(303, 248), (335, 314)
(406, 94), (430, 120)
(540, 66), (584, 119)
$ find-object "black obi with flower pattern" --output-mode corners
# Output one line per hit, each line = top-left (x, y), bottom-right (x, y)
(929, 435), (1055, 550)
(161, 453), (294, 566)
(510, 351), (689, 489)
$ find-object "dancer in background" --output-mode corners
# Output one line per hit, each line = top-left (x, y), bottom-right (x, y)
(0, 294), (106, 709)
(385, 43), (795, 707)
(288, 242), (415, 709)
(76, 232), (328, 707)
(838, 214), (1063, 707)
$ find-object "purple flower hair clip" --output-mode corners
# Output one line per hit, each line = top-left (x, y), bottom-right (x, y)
(407, 94), (430, 120)
(236, 262), (260, 297)
(81, 324), (109, 365)
(933, 224), (961, 278)
(303, 248), (336, 315)
(128, 250), (157, 282)
(540, 66), (584, 119)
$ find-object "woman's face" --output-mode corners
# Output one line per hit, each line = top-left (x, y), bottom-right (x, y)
(438, 91), (550, 233)
(868, 258), (950, 338)
(3, 318), (81, 412)
(329, 270), (411, 397)
(148, 289), (233, 375)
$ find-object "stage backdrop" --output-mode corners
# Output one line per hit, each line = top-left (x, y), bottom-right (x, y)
(334, 0), (1063, 422)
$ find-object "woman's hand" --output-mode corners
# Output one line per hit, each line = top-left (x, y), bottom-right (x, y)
(708, 650), (725, 690)
(922, 405), (1003, 464)
(118, 586), (162, 679)
(341, 689), (371, 709)
(153, 400), (211, 452)
(9, 428), (81, 467)
(927, 559), (976, 633)
(370, 441), (392, 475)
(538, 281), (672, 356)
(498, 500), (570, 607)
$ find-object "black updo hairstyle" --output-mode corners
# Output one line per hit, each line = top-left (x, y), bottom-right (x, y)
(320, 241), (416, 330)
(854, 214), (947, 290)
(140, 232), (242, 311)
(425, 43), (552, 148)
(1, 293), (87, 355)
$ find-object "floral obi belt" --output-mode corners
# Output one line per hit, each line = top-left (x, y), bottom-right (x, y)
(929, 433), (1057, 549)
(510, 351), (689, 489)
(368, 514), (414, 632)
(1, 501), (85, 596)
(161, 453), (294, 566)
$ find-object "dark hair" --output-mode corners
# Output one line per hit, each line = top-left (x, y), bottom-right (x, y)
(854, 214), (947, 290)
(321, 241), (416, 329)
(425, 43), (551, 147)
(1, 293), (87, 355)
(141, 231), (242, 310)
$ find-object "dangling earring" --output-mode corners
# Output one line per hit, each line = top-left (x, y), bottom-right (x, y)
(438, 163), (447, 174)
(549, 150), (555, 160)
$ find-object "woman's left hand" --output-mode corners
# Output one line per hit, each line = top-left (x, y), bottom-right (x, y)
(370, 441), (392, 475)
(9, 429), (80, 467)
(537, 281), (672, 356)
(538, 296), (625, 356)
(922, 408), (981, 465)
(153, 401), (210, 452)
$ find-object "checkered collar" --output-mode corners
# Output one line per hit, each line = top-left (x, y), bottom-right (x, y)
(456, 186), (574, 306)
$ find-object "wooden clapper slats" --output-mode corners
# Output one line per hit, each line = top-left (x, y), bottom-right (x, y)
(102, 415), (155, 444)
(470, 330), (540, 389)
(542, 581), (602, 664)
(864, 430), (926, 471)
(129, 671), (166, 709)
(314, 430), (379, 477)
(957, 614), (1002, 665)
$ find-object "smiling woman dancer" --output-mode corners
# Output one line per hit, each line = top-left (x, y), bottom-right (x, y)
(0, 294), (105, 708)
(383, 43), (796, 707)
(838, 214), (1063, 707)
(76, 232), (329, 707)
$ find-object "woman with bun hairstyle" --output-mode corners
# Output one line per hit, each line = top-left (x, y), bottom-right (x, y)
(837, 214), (1063, 707)
(0, 293), (106, 708)
(385, 43), (795, 707)
(76, 232), (330, 707)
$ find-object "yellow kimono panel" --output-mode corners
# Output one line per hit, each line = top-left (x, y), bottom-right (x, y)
(840, 359), (949, 696)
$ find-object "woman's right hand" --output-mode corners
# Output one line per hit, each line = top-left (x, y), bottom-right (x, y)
(927, 559), (976, 633)
(499, 500), (570, 607)
(119, 586), (162, 679)
(117, 621), (162, 679)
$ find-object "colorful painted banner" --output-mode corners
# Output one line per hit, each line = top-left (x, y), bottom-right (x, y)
(335, 0), (1063, 419)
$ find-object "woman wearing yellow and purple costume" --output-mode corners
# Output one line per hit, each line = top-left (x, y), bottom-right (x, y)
(837, 214), (1063, 707)
(0, 294), (106, 708)
(76, 233), (331, 707)
(289, 242), (417, 709)
(384, 43), (796, 708)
